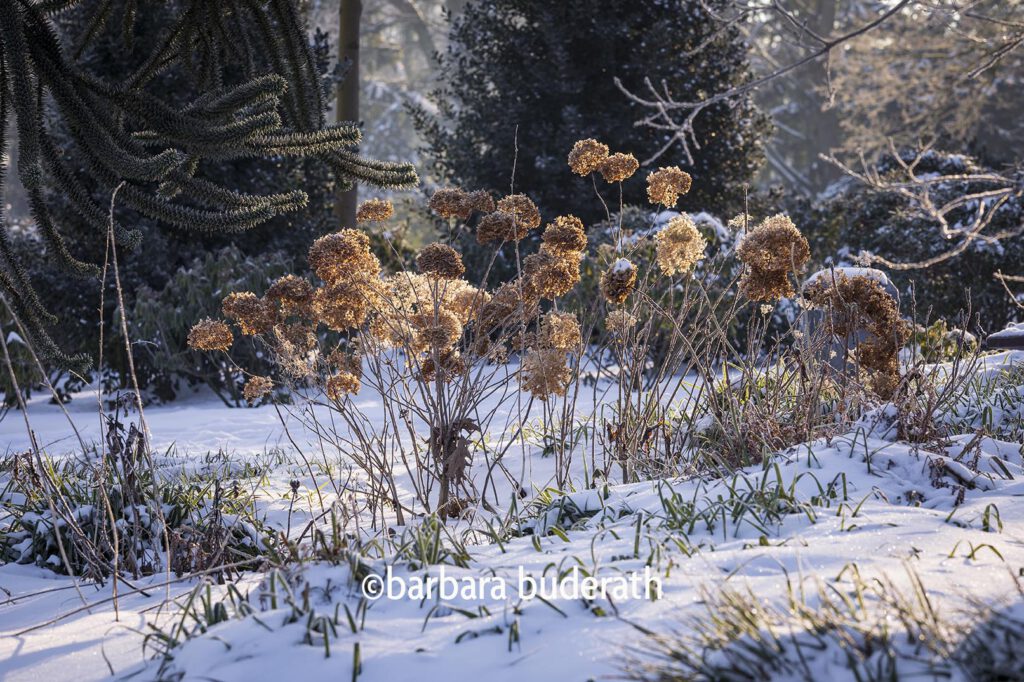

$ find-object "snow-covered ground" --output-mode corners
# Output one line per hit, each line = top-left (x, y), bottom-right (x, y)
(2, 358), (1024, 681)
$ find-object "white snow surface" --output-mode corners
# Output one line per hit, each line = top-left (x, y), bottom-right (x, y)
(2, 363), (1024, 682)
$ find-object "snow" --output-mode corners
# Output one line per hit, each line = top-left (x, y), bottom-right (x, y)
(2, 360), (1024, 681)
(610, 258), (634, 274)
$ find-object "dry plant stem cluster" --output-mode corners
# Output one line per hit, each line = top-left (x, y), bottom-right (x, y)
(180, 135), (945, 546)
(190, 193), (586, 521)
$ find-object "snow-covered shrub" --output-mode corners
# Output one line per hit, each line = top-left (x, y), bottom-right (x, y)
(0, 422), (276, 580)
(813, 150), (1024, 334)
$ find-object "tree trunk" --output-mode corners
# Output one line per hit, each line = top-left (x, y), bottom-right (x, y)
(335, 0), (362, 227)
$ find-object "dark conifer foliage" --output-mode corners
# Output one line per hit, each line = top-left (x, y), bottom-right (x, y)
(413, 0), (769, 226)
(0, 0), (418, 369)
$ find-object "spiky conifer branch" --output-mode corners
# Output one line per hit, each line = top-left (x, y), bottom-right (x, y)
(0, 0), (418, 369)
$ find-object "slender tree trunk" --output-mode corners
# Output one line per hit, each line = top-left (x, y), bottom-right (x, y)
(335, 0), (362, 227)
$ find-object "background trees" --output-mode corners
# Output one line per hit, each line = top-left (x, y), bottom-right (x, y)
(412, 0), (770, 224)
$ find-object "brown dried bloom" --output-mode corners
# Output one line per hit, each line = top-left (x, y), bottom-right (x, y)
(497, 194), (542, 231)
(600, 258), (637, 304)
(538, 312), (581, 351)
(728, 213), (754, 232)
(476, 211), (518, 243)
(222, 292), (276, 335)
(325, 371), (361, 400)
(418, 349), (466, 383)
(313, 281), (373, 331)
(541, 215), (587, 255)
(446, 282), (490, 324)
(655, 214), (706, 275)
(265, 275), (314, 317)
(417, 243), (465, 279)
(411, 308), (464, 352)
(520, 348), (572, 400)
(606, 309), (637, 338)
(567, 139), (610, 176)
(428, 188), (472, 219)
(736, 214), (810, 301)
(466, 190), (495, 214)
(598, 152), (639, 183)
(243, 376), (273, 404)
(524, 248), (581, 299)
(646, 166), (692, 207)
(187, 318), (233, 351)
(804, 273), (909, 399)
(274, 322), (317, 353)
(478, 280), (540, 333)
(355, 198), (394, 223)
(308, 229), (381, 285)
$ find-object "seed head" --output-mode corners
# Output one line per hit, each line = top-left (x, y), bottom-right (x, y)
(598, 153), (639, 183)
(524, 248), (580, 299)
(243, 376), (273, 404)
(600, 259), (637, 304)
(497, 194), (542, 231)
(417, 243), (465, 279)
(541, 215), (587, 255)
(308, 229), (380, 285)
(325, 371), (361, 400)
(355, 198), (394, 223)
(418, 349), (466, 383)
(313, 280), (373, 331)
(646, 166), (692, 207)
(265, 275), (314, 317)
(520, 348), (572, 400)
(568, 139), (610, 176)
(538, 312), (581, 351)
(736, 214), (810, 301)
(410, 308), (463, 352)
(655, 214), (706, 275)
(222, 292), (276, 335)
(606, 309), (637, 338)
(187, 318), (233, 351)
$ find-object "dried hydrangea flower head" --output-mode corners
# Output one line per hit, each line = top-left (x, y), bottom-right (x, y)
(601, 258), (637, 304)
(410, 308), (463, 353)
(520, 348), (572, 400)
(417, 243), (465, 279)
(242, 376), (273, 404)
(313, 279), (377, 331)
(646, 166), (692, 207)
(466, 190), (495, 214)
(308, 229), (381, 285)
(429, 188), (495, 220)
(606, 308), (637, 338)
(355, 197), (394, 223)
(187, 318), (233, 351)
(541, 215), (587, 255)
(804, 273), (909, 399)
(476, 211), (516, 244)
(655, 214), (706, 275)
(523, 248), (581, 299)
(538, 311), (581, 351)
(222, 291), (276, 335)
(265, 275), (314, 317)
(418, 348), (466, 383)
(568, 138), (610, 176)
(428, 187), (473, 220)
(728, 213), (754, 232)
(324, 353), (362, 399)
(274, 322), (317, 353)
(598, 152), (639, 183)
(325, 371), (361, 400)
(478, 280), (540, 334)
(736, 214), (810, 301)
(497, 194), (541, 231)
